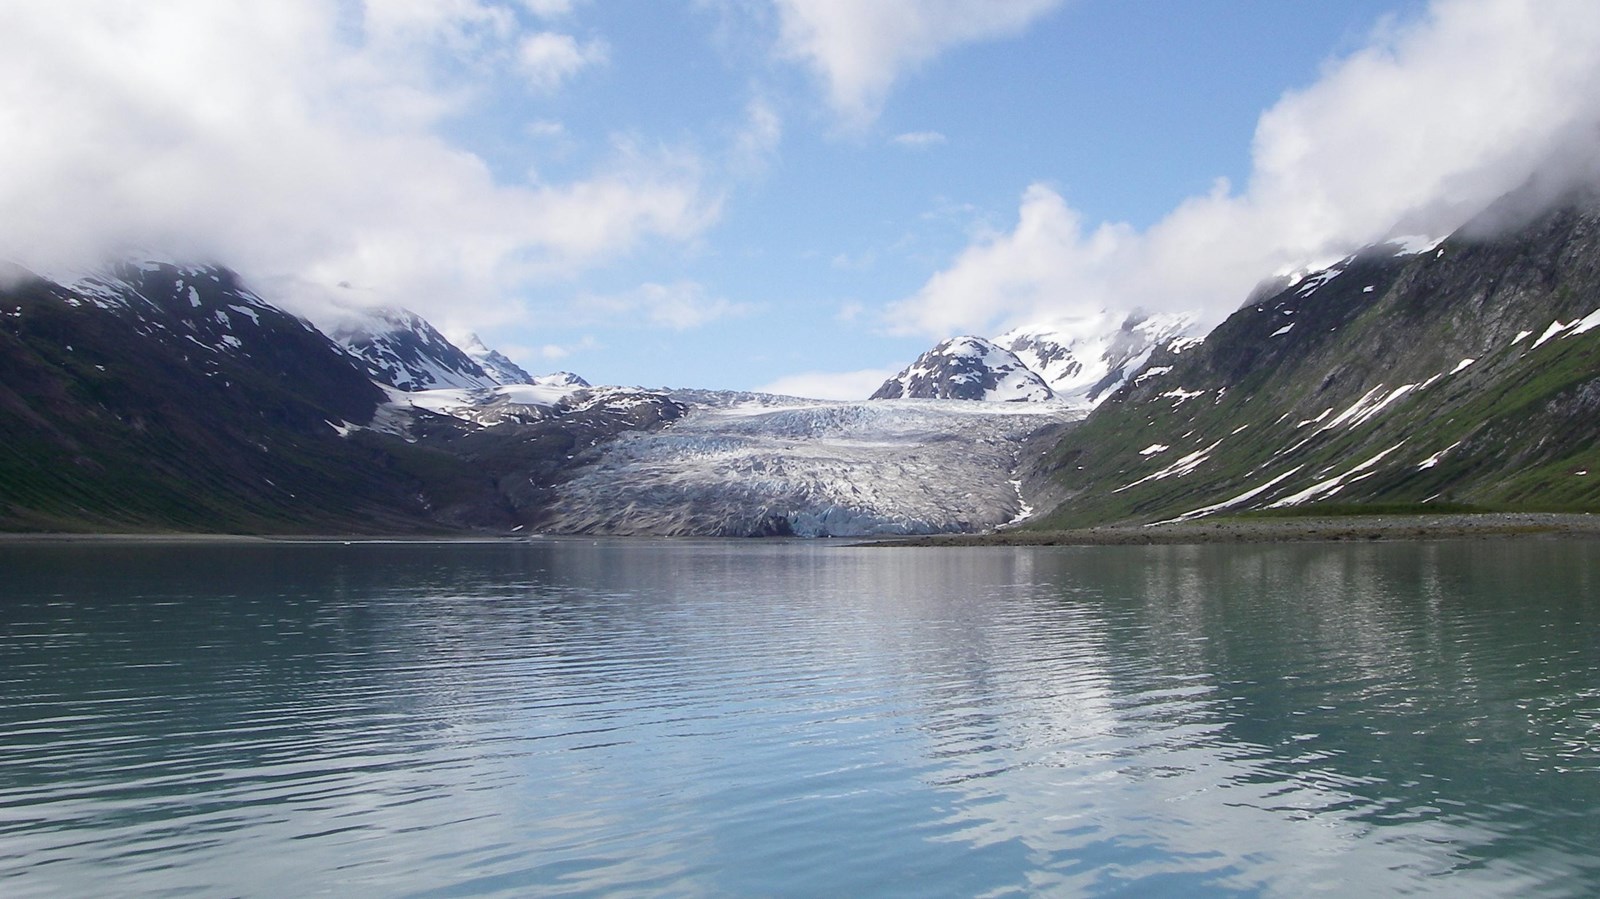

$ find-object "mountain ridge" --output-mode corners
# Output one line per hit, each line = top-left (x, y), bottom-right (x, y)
(1023, 192), (1600, 527)
(6, 180), (1600, 536)
(0, 260), (685, 533)
(876, 312), (1200, 407)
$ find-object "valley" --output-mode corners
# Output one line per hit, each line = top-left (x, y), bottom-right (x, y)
(5, 184), (1600, 537)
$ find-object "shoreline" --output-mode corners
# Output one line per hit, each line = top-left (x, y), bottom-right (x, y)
(0, 532), (523, 545)
(4, 513), (1599, 547)
(857, 512), (1600, 547)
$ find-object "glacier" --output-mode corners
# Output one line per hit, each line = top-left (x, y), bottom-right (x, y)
(529, 392), (1082, 537)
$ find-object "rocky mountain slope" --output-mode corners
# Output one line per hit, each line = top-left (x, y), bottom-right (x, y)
(0, 260), (428, 532)
(0, 261), (683, 533)
(997, 312), (1199, 407)
(877, 312), (1198, 407)
(1026, 189), (1600, 527)
(871, 336), (1054, 402)
(328, 306), (510, 391)
(460, 333), (536, 386)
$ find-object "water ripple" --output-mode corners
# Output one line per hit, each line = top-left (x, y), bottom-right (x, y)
(2, 540), (1599, 896)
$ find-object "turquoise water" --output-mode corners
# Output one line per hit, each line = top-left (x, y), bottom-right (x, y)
(1, 538), (1598, 896)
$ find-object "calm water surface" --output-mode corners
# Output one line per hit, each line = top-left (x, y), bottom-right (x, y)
(1, 538), (1598, 896)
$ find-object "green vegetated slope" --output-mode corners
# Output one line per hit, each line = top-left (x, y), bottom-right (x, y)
(1031, 196), (1600, 527)
(0, 264), (458, 533)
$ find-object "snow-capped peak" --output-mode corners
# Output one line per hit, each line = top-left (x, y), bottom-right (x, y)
(327, 306), (498, 392)
(995, 309), (1199, 408)
(53, 257), (276, 320)
(532, 371), (590, 388)
(871, 335), (1054, 402)
(459, 333), (536, 386)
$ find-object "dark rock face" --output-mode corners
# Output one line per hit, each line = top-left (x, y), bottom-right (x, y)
(871, 336), (1053, 402)
(1029, 191), (1600, 527)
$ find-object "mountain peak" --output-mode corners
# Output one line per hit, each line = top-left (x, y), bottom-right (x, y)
(459, 332), (536, 386)
(984, 310), (1200, 408)
(326, 306), (498, 392)
(871, 335), (1053, 402)
(532, 370), (590, 388)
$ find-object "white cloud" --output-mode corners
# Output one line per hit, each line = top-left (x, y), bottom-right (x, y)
(363, 0), (516, 54)
(830, 251), (876, 271)
(891, 184), (1131, 336)
(773, 0), (1064, 125)
(757, 367), (900, 400)
(579, 281), (752, 330)
(730, 98), (784, 177)
(525, 119), (568, 138)
(536, 335), (598, 361)
(891, 0), (1600, 338)
(518, 30), (608, 91)
(520, 0), (577, 17)
(0, 0), (715, 333)
(892, 131), (947, 148)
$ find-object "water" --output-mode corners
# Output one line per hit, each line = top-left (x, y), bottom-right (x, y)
(1, 538), (1598, 896)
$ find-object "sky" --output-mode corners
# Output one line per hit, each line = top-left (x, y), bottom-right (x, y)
(4, 0), (1600, 397)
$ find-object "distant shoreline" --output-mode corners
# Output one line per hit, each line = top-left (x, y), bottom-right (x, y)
(858, 512), (1600, 547)
(0, 532), (520, 545)
(5, 512), (1600, 546)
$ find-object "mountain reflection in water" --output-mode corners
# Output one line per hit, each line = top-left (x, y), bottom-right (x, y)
(1, 538), (1597, 896)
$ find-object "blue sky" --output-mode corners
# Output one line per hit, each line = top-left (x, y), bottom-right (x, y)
(5, 1), (1600, 397)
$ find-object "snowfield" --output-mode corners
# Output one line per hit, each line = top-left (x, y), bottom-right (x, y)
(536, 394), (1082, 537)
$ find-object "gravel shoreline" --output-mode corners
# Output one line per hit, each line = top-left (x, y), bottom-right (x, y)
(4, 513), (1599, 546)
(859, 513), (1600, 547)
(0, 532), (512, 545)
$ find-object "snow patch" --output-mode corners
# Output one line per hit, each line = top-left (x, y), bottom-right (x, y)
(1158, 388), (1205, 406)
(1297, 408), (1333, 428)
(1114, 440), (1223, 493)
(1002, 479), (1035, 528)
(1266, 443), (1406, 508)
(1570, 307), (1600, 336)
(1134, 366), (1172, 385)
(1318, 383), (1417, 432)
(1417, 440), (1463, 470)
(1388, 234), (1445, 255)
(1156, 467), (1305, 524)
(1526, 311), (1600, 349)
